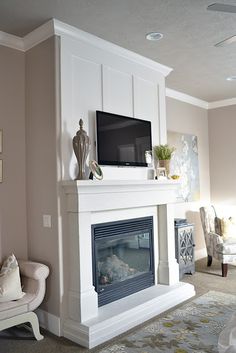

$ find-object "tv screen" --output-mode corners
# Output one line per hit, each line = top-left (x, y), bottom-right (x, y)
(96, 111), (152, 167)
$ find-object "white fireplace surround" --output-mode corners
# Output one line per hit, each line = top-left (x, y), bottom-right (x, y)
(62, 180), (195, 348)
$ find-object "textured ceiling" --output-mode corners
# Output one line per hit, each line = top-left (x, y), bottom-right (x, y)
(1, 0), (236, 102)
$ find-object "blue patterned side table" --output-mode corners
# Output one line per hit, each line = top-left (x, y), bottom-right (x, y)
(175, 222), (195, 279)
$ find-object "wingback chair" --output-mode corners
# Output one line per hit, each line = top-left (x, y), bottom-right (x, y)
(200, 206), (236, 277)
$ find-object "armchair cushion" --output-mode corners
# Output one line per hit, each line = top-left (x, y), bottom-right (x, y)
(207, 232), (236, 255)
(216, 239), (236, 255)
(0, 293), (34, 320)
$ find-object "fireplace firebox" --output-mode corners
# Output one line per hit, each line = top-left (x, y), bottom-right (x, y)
(92, 216), (154, 306)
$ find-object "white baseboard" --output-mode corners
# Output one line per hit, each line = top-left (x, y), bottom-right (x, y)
(36, 309), (61, 337)
(195, 248), (207, 261)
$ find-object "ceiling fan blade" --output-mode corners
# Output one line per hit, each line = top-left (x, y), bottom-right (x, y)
(207, 3), (236, 13)
(215, 35), (236, 46)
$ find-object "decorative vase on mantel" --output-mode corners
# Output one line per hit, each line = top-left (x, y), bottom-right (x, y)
(158, 159), (170, 177)
(72, 119), (90, 180)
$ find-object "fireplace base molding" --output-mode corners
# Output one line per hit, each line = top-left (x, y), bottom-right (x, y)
(62, 180), (195, 348)
(63, 282), (195, 348)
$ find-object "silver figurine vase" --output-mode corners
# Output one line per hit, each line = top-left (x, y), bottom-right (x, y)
(73, 119), (90, 180)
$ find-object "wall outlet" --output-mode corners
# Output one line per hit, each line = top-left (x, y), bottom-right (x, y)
(43, 214), (52, 228)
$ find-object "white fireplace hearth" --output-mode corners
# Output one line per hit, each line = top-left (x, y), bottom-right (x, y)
(62, 180), (195, 348)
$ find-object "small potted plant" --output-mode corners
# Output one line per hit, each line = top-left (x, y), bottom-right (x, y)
(153, 144), (175, 177)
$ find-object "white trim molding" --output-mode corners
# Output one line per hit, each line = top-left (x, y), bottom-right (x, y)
(53, 19), (172, 77)
(166, 88), (236, 110)
(0, 19), (173, 77)
(208, 97), (236, 109)
(36, 308), (61, 337)
(24, 20), (55, 51)
(166, 88), (209, 109)
(0, 30), (24, 51)
(1, 19), (235, 108)
(0, 21), (53, 52)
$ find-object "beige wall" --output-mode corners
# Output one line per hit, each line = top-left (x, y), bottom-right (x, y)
(208, 105), (236, 207)
(166, 97), (210, 255)
(0, 45), (27, 262)
(0, 35), (220, 320)
(25, 37), (60, 316)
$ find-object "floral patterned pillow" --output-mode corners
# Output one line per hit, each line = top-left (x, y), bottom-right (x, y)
(0, 254), (25, 302)
(0, 253), (18, 275)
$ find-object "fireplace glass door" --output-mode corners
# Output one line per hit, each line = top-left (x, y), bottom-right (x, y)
(92, 217), (154, 306)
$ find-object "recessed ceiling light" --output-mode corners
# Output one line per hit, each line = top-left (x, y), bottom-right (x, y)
(226, 76), (236, 81)
(146, 32), (163, 41)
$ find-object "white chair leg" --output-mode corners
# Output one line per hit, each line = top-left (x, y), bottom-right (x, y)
(27, 312), (44, 340)
(0, 312), (44, 341)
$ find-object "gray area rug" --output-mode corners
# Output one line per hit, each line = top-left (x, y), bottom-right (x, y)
(1, 258), (236, 353)
(98, 290), (236, 353)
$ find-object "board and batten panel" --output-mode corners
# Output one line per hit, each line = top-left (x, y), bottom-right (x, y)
(60, 35), (166, 180)
(61, 50), (102, 180)
(101, 65), (141, 180)
(102, 66), (133, 117)
(133, 76), (160, 147)
(101, 68), (155, 180)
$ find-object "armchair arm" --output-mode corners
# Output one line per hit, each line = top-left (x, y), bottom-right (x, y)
(18, 260), (49, 281)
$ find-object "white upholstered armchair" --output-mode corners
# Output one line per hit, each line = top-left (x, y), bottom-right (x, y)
(200, 206), (236, 277)
(0, 260), (49, 340)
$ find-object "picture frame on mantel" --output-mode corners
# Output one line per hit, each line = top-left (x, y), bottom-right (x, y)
(156, 167), (167, 180)
(0, 130), (2, 153)
(89, 160), (103, 180)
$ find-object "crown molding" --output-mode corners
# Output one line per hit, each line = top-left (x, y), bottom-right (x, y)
(208, 98), (236, 109)
(0, 19), (236, 108)
(53, 19), (173, 77)
(166, 88), (209, 109)
(0, 30), (24, 51)
(0, 19), (173, 76)
(24, 20), (54, 51)
(166, 88), (236, 110)
(0, 20), (54, 52)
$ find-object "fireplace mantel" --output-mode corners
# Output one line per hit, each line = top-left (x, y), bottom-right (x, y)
(62, 179), (180, 212)
(61, 179), (195, 348)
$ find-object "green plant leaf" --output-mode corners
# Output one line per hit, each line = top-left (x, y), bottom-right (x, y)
(153, 144), (175, 160)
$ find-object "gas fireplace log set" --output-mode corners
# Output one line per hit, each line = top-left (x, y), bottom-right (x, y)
(92, 217), (154, 306)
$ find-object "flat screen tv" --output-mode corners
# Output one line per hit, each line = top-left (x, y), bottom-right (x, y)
(96, 111), (152, 167)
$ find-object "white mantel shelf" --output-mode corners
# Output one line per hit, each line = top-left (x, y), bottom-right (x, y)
(62, 178), (180, 189)
(62, 179), (180, 213)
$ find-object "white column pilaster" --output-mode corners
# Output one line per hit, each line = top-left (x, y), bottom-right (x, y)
(158, 203), (179, 285)
(68, 210), (98, 322)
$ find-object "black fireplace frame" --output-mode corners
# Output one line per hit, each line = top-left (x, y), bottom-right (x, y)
(92, 216), (154, 306)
